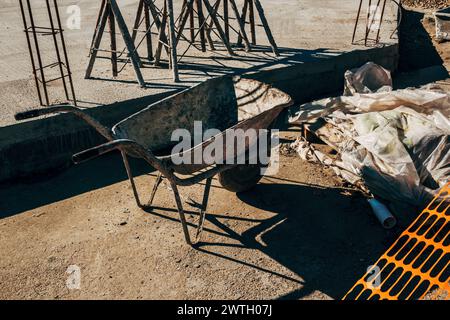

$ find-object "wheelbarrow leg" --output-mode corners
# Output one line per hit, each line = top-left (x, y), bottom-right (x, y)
(148, 172), (163, 206)
(121, 151), (143, 208)
(170, 182), (192, 245)
(195, 177), (212, 243)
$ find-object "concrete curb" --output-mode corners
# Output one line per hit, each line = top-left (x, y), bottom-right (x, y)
(248, 45), (399, 103)
(0, 45), (398, 183)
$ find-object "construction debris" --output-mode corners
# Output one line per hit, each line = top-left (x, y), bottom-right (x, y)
(435, 6), (450, 41)
(367, 198), (397, 229)
(289, 62), (450, 215)
(402, 0), (450, 10)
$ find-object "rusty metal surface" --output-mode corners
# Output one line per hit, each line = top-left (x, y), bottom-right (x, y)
(19, 0), (77, 106)
(15, 75), (293, 245)
(113, 76), (238, 151)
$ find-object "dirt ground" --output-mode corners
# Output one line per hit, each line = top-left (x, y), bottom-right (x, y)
(423, 15), (450, 69)
(399, 5), (450, 71)
(0, 3), (448, 301)
(397, 5), (450, 94)
(403, 0), (449, 10)
(0, 149), (414, 300)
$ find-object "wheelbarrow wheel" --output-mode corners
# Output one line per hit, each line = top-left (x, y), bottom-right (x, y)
(218, 165), (263, 193)
(219, 117), (279, 193)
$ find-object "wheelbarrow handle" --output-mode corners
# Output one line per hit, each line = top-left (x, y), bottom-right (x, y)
(14, 104), (74, 121)
(73, 139), (176, 191)
(72, 139), (133, 164)
(15, 104), (114, 141)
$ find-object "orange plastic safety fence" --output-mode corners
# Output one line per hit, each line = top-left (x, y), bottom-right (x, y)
(344, 183), (450, 300)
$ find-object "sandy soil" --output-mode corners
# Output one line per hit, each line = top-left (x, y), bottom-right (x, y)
(395, 6), (450, 94)
(0, 149), (411, 300)
(0, 2), (446, 302)
(403, 0), (449, 10)
(423, 15), (450, 69)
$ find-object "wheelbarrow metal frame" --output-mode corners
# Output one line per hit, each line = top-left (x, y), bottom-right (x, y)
(15, 78), (293, 246)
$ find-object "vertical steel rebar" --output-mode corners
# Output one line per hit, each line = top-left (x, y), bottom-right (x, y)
(131, 0), (144, 42)
(20, 0), (77, 106)
(364, 0), (372, 46)
(108, 3), (118, 77)
(196, 0), (207, 52)
(375, 0), (387, 43)
(189, 3), (195, 42)
(223, 0), (229, 41)
(90, 0), (107, 55)
(253, 0), (279, 55)
(202, 0), (234, 55)
(85, 2), (109, 78)
(53, 0), (77, 105)
(367, 0), (382, 38)
(109, 0), (145, 86)
(19, 0), (43, 106)
(175, 0), (195, 45)
(45, 0), (69, 100)
(230, 0), (250, 51)
(237, 0), (248, 47)
(167, 0), (180, 82)
(26, 0), (50, 105)
(144, 2), (154, 61)
(249, 0), (256, 45)
(352, 0), (363, 44)
(154, 1), (168, 65)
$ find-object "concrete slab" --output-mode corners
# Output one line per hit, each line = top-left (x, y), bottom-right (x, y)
(0, 0), (400, 183)
(0, 0), (399, 127)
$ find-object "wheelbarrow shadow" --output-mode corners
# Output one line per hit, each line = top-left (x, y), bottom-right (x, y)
(0, 153), (412, 299)
(188, 181), (409, 300)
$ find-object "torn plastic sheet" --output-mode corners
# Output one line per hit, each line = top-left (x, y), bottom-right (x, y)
(344, 62), (393, 96)
(289, 75), (450, 210)
(289, 89), (450, 123)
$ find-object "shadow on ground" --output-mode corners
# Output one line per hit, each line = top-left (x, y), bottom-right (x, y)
(87, 46), (337, 88)
(194, 182), (410, 300)
(0, 152), (414, 300)
(398, 9), (443, 72)
(393, 8), (449, 88)
(0, 35), (415, 301)
(0, 153), (154, 218)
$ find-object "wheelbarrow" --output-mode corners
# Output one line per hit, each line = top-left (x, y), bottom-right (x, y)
(15, 76), (293, 245)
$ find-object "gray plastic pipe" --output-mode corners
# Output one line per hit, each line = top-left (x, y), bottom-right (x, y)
(368, 199), (397, 229)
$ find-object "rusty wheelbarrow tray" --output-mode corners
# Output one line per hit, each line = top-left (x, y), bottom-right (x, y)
(15, 76), (293, 245)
